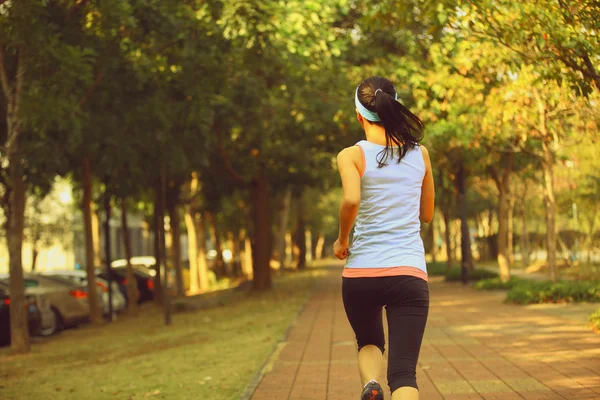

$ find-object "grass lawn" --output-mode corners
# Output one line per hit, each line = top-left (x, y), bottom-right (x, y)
(0, 268), (329, 400)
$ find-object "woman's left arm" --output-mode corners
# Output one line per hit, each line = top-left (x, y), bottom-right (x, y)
(334, 147), (361, 259)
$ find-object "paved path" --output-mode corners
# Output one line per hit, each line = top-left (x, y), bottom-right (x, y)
(251, 272), (600, 400)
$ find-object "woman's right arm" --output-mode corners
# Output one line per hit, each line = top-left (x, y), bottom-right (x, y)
(420, 145), (435, 223)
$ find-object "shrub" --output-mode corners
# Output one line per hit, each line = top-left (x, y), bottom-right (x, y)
(589, 309), (600, 331)
(427, 262), (456, 277)
(505, 280), (600, 304)
(445, 267), (498, 282)
(474, 277), (523, 291)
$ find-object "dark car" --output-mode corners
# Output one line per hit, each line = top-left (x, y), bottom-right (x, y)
(0, 286), (43, 347)
(97, 266), (155, 304)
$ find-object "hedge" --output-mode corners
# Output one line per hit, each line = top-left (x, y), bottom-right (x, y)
(445, 267), (498, 282)
(505, 280), (600, 304)
(474, 277), (523, 291)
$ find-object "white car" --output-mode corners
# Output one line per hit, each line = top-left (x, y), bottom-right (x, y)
(40, 270), (126, 314)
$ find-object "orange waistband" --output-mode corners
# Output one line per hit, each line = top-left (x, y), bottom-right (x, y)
(342, 266), (428, 281)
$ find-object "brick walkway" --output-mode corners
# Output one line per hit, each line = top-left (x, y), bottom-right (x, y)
(251, 271), (600, 400)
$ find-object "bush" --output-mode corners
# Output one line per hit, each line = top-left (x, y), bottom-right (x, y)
(445, 267), (498, 282)
(474, 277), (523, 291)
(427, 262), (456, 277)
(589, 309), (600, 331)
(506, 280), (600, 304)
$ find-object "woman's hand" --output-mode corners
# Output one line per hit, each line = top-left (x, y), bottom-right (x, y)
(333, 238), (349, 260)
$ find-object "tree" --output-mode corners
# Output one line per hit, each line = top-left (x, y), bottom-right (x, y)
(466, 0), (600, 94)
(1, 0), (96, 352)
(205, 0), (353, 290)
(484, 68), (597, 280)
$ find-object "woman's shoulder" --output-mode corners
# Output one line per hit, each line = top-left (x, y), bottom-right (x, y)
(337, 144), (363, 160)
(417, 144), (430, 161)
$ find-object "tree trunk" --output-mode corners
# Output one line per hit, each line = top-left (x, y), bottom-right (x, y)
(92, 209), (102, 268)
(487, 210), (494, 236)
(493, 153), (513, 283)
(584, 207), (596, 264)
(206, 211), (226, 278)
(152, 183), (163, 304)
(294, 192), (306, 270)
(315, 232), (325, 260)
(240, 230), (253, 278)
(2, 49), (30, 352)
(121, 198), (139, 312)
(535, 90), (558, 282)
(276, 188), (292, 268)
(442, 210), (453, 270)
(195, 214), (210, 291)
(520, 202), (530, 268)
(452, 219), (460, 264)
(31, 246), (39, 272)
(306, 230), (313, 264)
(541, 151), (558, 282)
(7, 165), (29, 352)
(103, 192), (114, 319)
(228, 231), (243, 276)
(497, 192), (511, 282)
(508, 196), (515, 266)
(285, 232), (293, 264)
(310, 231), (318, 261)
(457, 160), (474, 282)
(251, 168), (272, 291)
(159, 169), (171, 325)
(185, 205), (199, 293)
(167, 196), (184, 297)
(82, 157), (103, 325)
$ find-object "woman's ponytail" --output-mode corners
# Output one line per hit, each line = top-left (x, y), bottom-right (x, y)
(357, 76), (424, 167)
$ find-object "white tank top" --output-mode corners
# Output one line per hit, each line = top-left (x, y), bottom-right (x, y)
(345, 140), (427, 274)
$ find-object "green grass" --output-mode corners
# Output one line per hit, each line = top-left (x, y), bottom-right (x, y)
(0, 268), (326, 400)
(589, 309), (600, 331)
(505, 280), (600, 305)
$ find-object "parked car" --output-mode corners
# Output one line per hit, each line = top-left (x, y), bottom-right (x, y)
(39, 270), (126, 314)
(0, 283), (48, 346)
(0, 274), (101, 332)
(111, 257), (157, 276)
(97, 265), (155, 304)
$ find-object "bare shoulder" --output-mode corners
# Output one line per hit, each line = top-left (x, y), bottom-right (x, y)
(419, 144), (431, 161)
(337, 146), (361, 161)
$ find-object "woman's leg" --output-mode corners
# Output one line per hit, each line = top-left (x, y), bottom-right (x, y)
(384, 277), (429, 400)
(391, 387), (419, 400)
(342, 277), (386, 385)
(358, 345), (384, 385)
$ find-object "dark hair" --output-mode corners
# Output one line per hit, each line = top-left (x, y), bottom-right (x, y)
(356, 76), (423, 167)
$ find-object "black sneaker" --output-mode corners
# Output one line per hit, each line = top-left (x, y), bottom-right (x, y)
(361, 380), (384, 400)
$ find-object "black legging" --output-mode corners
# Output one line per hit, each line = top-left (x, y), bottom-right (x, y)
(342, 275), (429, 393)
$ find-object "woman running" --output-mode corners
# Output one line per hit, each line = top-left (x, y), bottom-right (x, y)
(334, 76), (434, 400)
